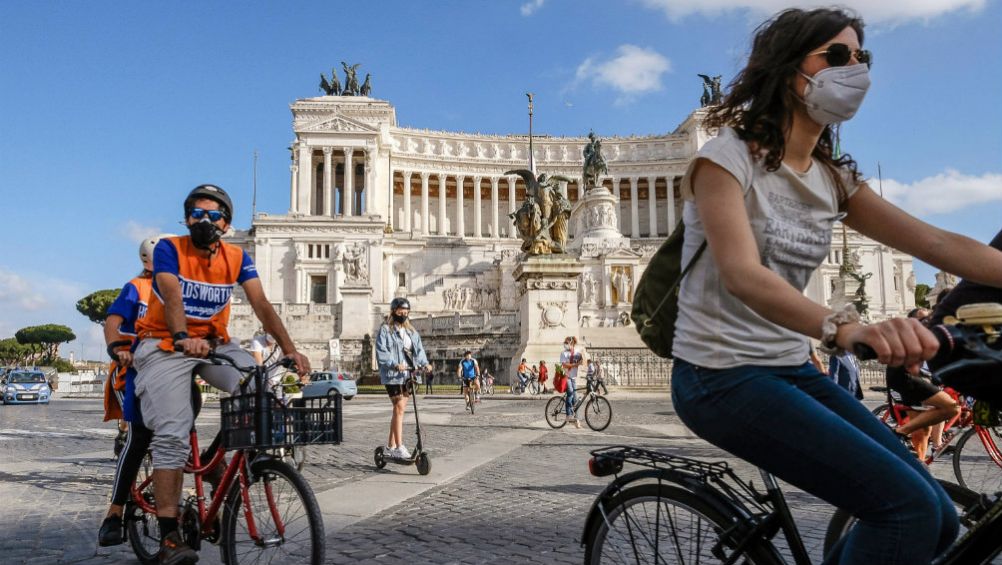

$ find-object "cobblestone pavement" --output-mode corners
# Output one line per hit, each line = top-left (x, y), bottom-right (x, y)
(0, 392), (976, 564)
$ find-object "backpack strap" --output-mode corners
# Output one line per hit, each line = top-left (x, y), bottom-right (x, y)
(641, 240), (708, 328)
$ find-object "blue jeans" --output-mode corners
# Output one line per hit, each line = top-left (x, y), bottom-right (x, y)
(565, 382), (577, 417)
(671, 359), (958, 565)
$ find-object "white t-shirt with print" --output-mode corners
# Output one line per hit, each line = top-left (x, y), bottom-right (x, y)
(673, 127), (860, 369)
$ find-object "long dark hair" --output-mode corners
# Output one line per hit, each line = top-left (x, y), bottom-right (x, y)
(706, 8), (865, 205)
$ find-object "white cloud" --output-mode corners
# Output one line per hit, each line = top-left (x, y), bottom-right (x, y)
(521, 0), (545, 16)
(881, 170), (1002, 216)
(0, 269), (49, 311)
(638, 0), (986, 25)
(573, 45), (671, 104)
(122, 220), (161, 244)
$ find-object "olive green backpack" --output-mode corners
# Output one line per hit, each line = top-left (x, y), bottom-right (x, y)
(631, 220), (707, 359)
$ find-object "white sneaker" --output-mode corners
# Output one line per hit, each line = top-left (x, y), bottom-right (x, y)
(384, 445), (395, 457)
(396, 445), (412, 459)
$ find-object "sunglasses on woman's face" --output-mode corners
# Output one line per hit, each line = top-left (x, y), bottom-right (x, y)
(808, 43), (872, 69)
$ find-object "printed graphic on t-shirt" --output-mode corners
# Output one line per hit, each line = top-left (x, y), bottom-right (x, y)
(761, 191), (833, 290)
(176, 277), (235, 320)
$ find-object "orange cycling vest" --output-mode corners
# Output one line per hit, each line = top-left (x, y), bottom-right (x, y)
(137, 235), (258, 351)
(104, 274), (154, 420)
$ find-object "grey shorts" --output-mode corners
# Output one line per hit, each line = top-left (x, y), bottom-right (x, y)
(133, 339), (255, 469)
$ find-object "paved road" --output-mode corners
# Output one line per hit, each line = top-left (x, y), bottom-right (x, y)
(0, 392), (969, 564)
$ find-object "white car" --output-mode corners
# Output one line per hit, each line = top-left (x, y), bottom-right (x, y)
(3, 370), (52, 404)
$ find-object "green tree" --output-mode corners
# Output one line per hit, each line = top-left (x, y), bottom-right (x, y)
(915, 283), (931, 309)
(76, 289), (121, 325)
(0, 337), (32, 366)
(50, 358), (75, 372)
(15, 324), (76, 364)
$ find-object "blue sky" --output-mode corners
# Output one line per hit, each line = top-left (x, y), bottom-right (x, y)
(1, 1), (1000, 360)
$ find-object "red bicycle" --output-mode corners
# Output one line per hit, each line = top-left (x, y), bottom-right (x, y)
(124, 352), (341, 564)
(871, 385), (1002, 494)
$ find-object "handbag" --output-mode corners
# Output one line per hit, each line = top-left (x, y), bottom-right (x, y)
(631, 220), (707, 359)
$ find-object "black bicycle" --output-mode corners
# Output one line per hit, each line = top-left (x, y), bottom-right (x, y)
(581, 303), (1002, 564)
(545, 378), (612, 431)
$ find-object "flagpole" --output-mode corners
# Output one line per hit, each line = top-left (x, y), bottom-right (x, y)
(526, 93), (535, 174)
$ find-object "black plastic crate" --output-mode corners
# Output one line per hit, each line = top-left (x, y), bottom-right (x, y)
(220, 392), (343, 450)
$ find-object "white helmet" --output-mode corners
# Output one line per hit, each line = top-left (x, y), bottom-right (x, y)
(139, 233), (177, 269)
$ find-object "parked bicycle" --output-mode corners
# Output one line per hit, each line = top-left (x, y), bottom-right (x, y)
(545, 377), (612, 431)
(123, 352), (341, 565)
(581, 304), (1002, 564)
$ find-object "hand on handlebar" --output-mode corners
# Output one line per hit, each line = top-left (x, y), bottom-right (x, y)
(175, 337), (212, 358)
(283, 351), (311, 376)
(837, 318), (938, 369)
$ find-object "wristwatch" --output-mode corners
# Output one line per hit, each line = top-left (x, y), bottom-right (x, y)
(173, 331), (189, 342)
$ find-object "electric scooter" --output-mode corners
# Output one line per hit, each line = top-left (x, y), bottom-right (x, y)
(374, 367), (431, 475)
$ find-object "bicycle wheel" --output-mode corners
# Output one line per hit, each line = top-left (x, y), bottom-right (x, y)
(126, 453), (160, 565)
(871, 403), (891, 423)
(467, 390), (475, 415)
(545, 396), (569, 429)
(822, 478), (981, 558)
(953, 425), (1002, 495)
(585, 482), (780, 565)
(222, 457), (325, 565)
(585, 396), (613, 432)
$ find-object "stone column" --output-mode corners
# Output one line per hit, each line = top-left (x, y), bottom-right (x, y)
(612, 177), (622, 232)
(665, 175), (676, 233)
(290, 163), (298, 213)
(647, 176), (658, 237)
(473, 176), (482, 238)
(343, 148), (354, 217)
(508, 176), (518, 239)
(455, 175), (465, 237)
(578, 179), (585, 200)
(421, 172), (430, 236)
(364, 150), (374, 215)
(490, 176), (500, 238)
(559, 180), (568, 199)
(297, 145), (312, 214)
(630, 177), (640, 238)
(322, 147), (333, 217)
(437, 173), (448, 236)
(403, 171), (413, 233)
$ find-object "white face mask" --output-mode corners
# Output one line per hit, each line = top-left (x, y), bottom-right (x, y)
(799, 63), (871, 125)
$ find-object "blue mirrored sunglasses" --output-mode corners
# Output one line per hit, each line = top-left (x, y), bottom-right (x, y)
(190, 208), (226, 222)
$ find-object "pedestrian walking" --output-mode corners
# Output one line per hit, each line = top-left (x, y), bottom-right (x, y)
(424, 364), (435, 394)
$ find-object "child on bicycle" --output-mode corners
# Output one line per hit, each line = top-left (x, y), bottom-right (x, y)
(886, 308), (961, 461)
(669, 8), (1002, 564)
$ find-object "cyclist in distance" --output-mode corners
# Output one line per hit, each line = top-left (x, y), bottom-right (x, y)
(885, 308), (961, 460)
(97, 234), (169, 547)
(560, 336), (584, 429)
(669, 8), (1002, 564)
(458, 350), (481, 405)
(133, 184), (310, 565)
(376, 297), (429, 459)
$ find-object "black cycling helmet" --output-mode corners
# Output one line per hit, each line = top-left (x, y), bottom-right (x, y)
(390, 297), (411, 311)
(184, 184), (233, 222)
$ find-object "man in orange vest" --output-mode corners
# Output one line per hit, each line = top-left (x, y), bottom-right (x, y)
(134, 185), (310, 564)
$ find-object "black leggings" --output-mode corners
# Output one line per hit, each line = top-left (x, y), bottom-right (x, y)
(110, 420), (154, 506)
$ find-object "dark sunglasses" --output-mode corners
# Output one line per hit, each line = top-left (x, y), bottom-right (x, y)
(190, 208), (226, 222)
(808, 43), (872, 69)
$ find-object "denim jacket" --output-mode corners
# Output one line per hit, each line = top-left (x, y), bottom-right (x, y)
(376, 322), (429, 385)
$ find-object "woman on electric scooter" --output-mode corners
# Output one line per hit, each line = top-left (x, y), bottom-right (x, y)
(376, 297), (429, 460)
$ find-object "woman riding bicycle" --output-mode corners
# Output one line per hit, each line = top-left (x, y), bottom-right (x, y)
(376, 297), (429, 460)
(669, 8), (1002, 564)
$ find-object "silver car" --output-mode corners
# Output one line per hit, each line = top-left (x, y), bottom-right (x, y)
(302, 370), (357, 400)
(3, 370), (52, 404)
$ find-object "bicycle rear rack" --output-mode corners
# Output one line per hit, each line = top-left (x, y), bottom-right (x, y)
(589, 445), (774, 517)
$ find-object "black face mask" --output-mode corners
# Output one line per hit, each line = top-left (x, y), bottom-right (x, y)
(189, 219), (224, 249)
(392, 313), (408, 324)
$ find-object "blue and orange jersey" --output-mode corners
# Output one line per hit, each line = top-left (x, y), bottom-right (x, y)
(106, 275), (154, 338)
(137, 235), (258, 350)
